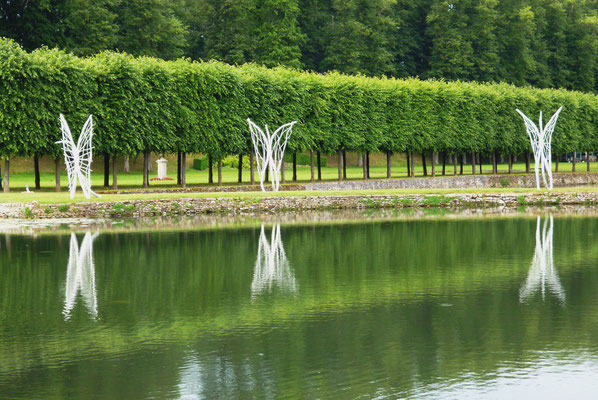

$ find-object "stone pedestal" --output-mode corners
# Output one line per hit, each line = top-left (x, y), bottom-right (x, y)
(156, 158), (168, 179)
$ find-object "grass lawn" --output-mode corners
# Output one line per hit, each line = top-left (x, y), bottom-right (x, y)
(0, 160), (596, 204)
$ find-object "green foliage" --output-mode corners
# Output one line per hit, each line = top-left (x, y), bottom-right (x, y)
(2, 38), (598, 162)
(193, 158), (209, 170)
(23, 206), (33, 218)
(500, 177), (511, 187)
(58, 204), (70, 213)
(283, 153), (327, 166)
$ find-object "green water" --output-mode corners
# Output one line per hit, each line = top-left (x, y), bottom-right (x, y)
(1, 215), (598, 399)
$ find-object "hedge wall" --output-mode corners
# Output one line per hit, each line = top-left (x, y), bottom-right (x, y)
(2, 37), (598, 162)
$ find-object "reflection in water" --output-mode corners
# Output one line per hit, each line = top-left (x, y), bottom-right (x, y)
(251, 224), (297, 297)
(520, 216), (565, 303)
(63, 232), (99, 320)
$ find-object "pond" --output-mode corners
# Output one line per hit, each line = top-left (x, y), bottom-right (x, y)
(1, 213), (598, 399)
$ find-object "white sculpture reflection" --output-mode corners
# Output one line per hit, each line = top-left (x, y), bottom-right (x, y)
(247, 119), (296, 192)
(63, 232), (99, 320)
(56, 114), (100, 199)
(251, 224), (297, 297)
(520, 216), (565, 304)
(516, 107), (562, 191)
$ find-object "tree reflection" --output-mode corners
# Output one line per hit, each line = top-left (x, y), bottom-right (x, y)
(63, 232), (99, 320)
(520, 216), (565, 304)
(251, 224), (297, 297)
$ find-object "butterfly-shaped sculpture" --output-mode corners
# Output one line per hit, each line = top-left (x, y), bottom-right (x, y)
(56, 114), (100, 199)
(248, 119), (296, 192)
(516, 107), (562, 190)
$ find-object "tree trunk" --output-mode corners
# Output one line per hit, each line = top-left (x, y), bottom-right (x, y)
(343, 150), (347, 179)
(460, 154), (464, 175)
(55, 158), (60, 192)
(177, 151), (182, 185)
(3, 159), (9, 192)
(386, 150), (392, 178)
(281, 157), (286, 184)
(104, 153), (110, 188)
(143, 151), (149, 187)
(479, 153), (483, 175)
(217, 158), (222, 186)
(362, 154), (368, 180)
(422, 152), (427, 176)
(357, 152), (363, 167)
(453, 152), (458, 175)
(492, 151), (497, 174)
(292, 152), (297, 182)
(366, 151), (370, 179)
(181, 152), (187, 188)
(442, 152), (446, 176)
(471, 151), (476, 175)
(406, 152), (411, 177)
(508, 154), (513, 174)
(431, 151), (436, 177)
(265, 166), (269, 183)
(526, 152), (531, 173)
(34, 155), (40, 190)
(572, 153), (576, 172)
(410, 152), (415, 177)
(112, 155), (117, 190)
(338, 147), (343, 182)
(238, 154), (243, 183)
(250, 152), (255, 185)
(310, 150), (315, 183)
(587, 152), (591, 172)
(317, 151), (322, 181)
(555, 156), (559, 172)
(208, 155), (213, 184)
(124, 157), (130, 173)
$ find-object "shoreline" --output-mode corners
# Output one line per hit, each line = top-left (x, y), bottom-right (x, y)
(3, 190), (598, 219)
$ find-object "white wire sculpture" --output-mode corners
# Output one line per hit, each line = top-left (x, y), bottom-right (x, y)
(519, 216), (565, 304)
(56, 114), (100, 199)
(248, 119), (297, 192)
(516, 107), (563, 190)
(63, 232), (99, 320)
(251, 224), (298, 297)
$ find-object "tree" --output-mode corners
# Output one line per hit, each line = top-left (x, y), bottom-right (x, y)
(115, 0), (187, 59)
(63, 0), (120, 56)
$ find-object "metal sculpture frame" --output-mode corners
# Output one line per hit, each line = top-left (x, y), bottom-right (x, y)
(248, 119), (297, 192)
(251, 224), (298, 297)
(63, 232), (99, 320)
(516, 107), (563, 190)
(519, 216), (565, 304)
(56, 114), (100, 199)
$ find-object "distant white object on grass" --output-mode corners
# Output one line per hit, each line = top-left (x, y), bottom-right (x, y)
(56, 114), (100, 199)
(248, 119), (296, 192)
(21, 184), (33, 194)
(156, 157), (168, 179)
(516, 107), (562, 190)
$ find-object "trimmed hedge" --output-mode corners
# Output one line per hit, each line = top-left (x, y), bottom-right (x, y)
(284, 153), (327, 167)
(192, 157), (209, 170)
(2, 37), (598, 163)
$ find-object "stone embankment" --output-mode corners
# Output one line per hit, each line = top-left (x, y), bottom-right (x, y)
(3, 191), (598, 219)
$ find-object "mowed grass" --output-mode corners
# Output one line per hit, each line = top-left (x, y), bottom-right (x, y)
(1, 161), (597, 204)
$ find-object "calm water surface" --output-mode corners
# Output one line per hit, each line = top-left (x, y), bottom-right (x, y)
(1, 215), (598, 399)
